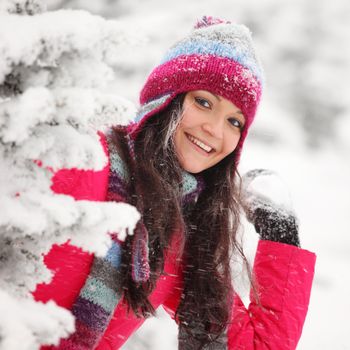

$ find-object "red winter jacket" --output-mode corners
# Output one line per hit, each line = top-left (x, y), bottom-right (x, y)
(33, 134), (316, 349)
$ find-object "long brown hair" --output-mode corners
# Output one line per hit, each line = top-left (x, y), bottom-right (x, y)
(111, 95), (248, 348)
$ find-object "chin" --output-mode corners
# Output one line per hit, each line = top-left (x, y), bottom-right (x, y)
(180, 161), (207, 174)
(185, 168), (203, 174)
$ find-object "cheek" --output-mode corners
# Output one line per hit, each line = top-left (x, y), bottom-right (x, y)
(174, 116), (194, 152)
(223, 131), (241, 155)
(180, 103), (202, 129)
(174, 125), (185, 157)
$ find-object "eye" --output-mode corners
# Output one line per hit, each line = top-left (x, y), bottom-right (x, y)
(194, 97), (211, 109)
(228, 117), (244, 130)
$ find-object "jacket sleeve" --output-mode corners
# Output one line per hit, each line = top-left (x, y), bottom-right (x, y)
(33, 132), (110, 310)
(50, 132), (109, 201)
(227, 240), (316, 350)
(162, 240), (316, 350)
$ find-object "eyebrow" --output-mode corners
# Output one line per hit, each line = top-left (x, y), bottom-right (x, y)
(207, 92), (245, 118)
(211, 93), (222, 101)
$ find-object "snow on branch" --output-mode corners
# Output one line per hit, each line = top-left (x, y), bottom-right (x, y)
(0, 3), (143, 349)
(0, 289), (74, 350)
(0, 87), (135, 170)
(0, 9), (139, 84)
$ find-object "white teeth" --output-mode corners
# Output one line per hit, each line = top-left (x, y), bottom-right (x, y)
(187, 134), (213, 153)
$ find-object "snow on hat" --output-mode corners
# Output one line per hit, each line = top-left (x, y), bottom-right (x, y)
(130, 15), (264, 163)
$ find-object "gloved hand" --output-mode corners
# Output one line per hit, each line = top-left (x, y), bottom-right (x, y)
(240, 169), (300, 247)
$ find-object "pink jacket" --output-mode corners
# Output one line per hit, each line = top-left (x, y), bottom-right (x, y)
(33, 135), (316, 349)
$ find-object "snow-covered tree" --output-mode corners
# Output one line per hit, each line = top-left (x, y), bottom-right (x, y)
(0, 1), (141, 348)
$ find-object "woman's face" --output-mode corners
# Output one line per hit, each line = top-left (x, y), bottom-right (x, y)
(174, 90), (245, 173)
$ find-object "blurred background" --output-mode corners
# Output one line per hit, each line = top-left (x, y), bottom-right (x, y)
(47, 0), (350, 348)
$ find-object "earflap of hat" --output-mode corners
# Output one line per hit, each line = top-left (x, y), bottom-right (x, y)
(128, 92), (178, 140)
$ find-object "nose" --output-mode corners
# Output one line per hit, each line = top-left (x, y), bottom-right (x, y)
(202, 118), (224, 139)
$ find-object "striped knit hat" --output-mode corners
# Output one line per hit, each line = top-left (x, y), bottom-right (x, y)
(129, 15), (264, 163)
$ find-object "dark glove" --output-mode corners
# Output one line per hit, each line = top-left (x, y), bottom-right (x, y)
(241, 169), (300, 247)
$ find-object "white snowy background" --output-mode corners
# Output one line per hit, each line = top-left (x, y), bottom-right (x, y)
(1, 0), (349, 349)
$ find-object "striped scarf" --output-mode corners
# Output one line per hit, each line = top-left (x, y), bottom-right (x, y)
(57, 129), (204, 349)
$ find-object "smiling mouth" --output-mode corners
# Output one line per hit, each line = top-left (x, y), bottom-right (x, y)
(186, 133), (214, 153)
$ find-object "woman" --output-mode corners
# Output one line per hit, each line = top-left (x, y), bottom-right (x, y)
(34, 16), (316, 349)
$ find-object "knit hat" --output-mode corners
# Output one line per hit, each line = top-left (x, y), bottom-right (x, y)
(129, 15), (264, 163)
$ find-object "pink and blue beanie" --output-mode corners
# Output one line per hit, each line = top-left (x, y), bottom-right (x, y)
(129, 15), (264, 162)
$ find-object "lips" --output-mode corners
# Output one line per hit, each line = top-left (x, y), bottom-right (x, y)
(186, 133), (214, 153)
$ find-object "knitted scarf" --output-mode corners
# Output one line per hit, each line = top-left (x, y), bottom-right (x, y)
(57, 128), (204, 349)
